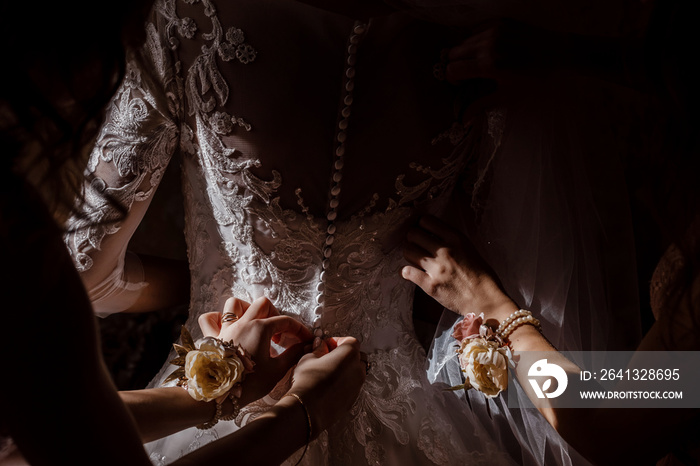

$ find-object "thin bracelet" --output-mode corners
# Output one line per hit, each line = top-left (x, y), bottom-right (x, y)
(284, 393), (312, 466)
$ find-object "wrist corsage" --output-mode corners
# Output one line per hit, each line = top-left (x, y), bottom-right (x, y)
(164, 326), (254, 429)
(450, 310), (539, 398)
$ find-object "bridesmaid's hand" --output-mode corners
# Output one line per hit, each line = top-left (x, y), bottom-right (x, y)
(402, 215), (517, 322)
(286, 336), (366, 437)
(199, 297), (313, 404)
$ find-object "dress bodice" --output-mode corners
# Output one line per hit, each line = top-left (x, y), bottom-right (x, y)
(165, 0), (475, 346)
(172, 0), (463, 214)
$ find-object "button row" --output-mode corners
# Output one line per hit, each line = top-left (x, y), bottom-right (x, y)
(313, 21), (368, 333)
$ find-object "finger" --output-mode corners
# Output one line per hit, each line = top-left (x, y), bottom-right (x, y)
(222, 297), (251, 318)
(312, 338), (330, 356)
(275, 330), (306, 349)
(221, 297), (251, 328)
(274, 342), (306, 372)
(324, 337), (339, 351)
(406, 226), (444, 255)
(263, 315), (313, 343)
(402, 243), (434, 270)
(401, 265), (431, 290)
(240, 296), (273, 323)
(330, 336), (360, 352)
(198, 312), (222, 337)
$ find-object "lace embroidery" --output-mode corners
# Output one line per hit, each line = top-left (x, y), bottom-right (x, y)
(66, 1), (499, 463)
(158, 3), (479, 462)
(65, 34), (180, 271)
(162, 0), (256, 121)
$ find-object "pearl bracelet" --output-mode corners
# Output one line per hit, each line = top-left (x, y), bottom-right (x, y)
(496, 309), (541, 341)
(495, 309), (531, 336)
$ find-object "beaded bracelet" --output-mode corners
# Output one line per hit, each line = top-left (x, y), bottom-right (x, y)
(496, 309), (541, 341)
(197, 392), (241, 430)
(495, 309), (531, 336)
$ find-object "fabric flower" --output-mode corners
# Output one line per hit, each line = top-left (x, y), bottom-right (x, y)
(226, 27), (245, 45)
(452, 312), (484, 341)
(184, 337), (244, 401)
(457, 337), (511, 398)
(178, 17), (197, 39)
(235, 44), (257, 64)
(219, 42), (237, 62)
(209, 111), (234, 135)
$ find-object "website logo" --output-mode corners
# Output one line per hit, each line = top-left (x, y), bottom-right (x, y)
(528, 359), (568, 399)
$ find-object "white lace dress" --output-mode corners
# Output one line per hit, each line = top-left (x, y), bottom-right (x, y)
(64, 0), (640, 465)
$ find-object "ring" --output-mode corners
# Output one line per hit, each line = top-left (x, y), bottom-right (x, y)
(222, 313), (239, 323)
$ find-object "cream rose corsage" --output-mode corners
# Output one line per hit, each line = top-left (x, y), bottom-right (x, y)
(449, 313), (515, 398)
(164, 326), (255, 403)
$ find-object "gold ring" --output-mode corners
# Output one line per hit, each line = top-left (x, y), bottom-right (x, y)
(222, 313), (239, 323)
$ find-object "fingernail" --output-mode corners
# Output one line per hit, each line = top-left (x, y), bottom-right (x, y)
(313, 337), (321, 350)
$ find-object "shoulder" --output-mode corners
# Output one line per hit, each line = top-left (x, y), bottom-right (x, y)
(0, 172), (92, 322)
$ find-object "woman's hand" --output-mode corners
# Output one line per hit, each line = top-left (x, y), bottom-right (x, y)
(286, 337), (366, 437)
(444, 18), (567, 122)
(402, 215), (517, 322)
(446, 18), (565, 85)
(199, 296), (313, 405)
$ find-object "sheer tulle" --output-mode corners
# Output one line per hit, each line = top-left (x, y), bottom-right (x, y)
(427, 79), (643, 465)
(63, 0), (644, 463)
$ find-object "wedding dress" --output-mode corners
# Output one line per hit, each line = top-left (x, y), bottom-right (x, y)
(64, 0), (641, 464)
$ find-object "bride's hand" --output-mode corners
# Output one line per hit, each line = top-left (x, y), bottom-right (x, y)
(446, 18), (564, 85)
(199, 296), (313, 404)
(444, 18), (565, 123)
(402, 215), (517, 322)
(285, 336), (366, 437)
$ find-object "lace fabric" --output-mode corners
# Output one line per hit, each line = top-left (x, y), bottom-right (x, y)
(64, 0), (641, 464)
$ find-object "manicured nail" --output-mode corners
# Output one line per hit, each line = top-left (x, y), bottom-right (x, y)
(313, 337), (321, 350)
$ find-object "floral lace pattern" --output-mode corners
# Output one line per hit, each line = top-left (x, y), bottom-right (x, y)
(66, 0), (511, 464)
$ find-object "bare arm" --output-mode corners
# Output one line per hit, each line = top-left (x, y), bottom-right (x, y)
(173, 397), (310, 466)
(119, 254), (190, 313)
(64, 37), (183, 316)
(1, 179), (153, 466)
(402, 215), (694, 465)
(172, 337), (366, 466)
